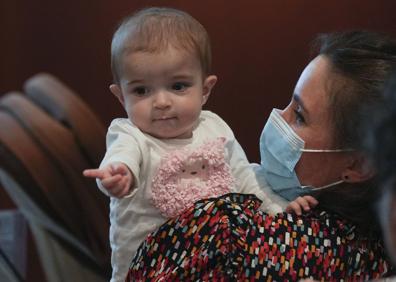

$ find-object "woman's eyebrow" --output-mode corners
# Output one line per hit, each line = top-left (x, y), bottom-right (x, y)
(293, 93), (309, 114)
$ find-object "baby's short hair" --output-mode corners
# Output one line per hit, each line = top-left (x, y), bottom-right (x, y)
(111, 7), (212, 84)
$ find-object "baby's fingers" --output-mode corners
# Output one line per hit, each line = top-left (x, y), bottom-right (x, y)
(101, 174), (123, 190)
(103, 175), (131, 198)
(110, 163), (130, 176)
(297, 197), (311, 212)
(286, 200), (303, 215)
(83, 169), (106, 179)
(303, 195), (319, 208)
(111, 176), (132, 197)
(286, 196), (318, 215)
(110, 184), (130, 198)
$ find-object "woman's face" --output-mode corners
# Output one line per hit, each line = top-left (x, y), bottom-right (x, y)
(280, 55), (351, 187)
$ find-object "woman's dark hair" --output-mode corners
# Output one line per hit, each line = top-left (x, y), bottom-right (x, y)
(311, 31), (396, 232)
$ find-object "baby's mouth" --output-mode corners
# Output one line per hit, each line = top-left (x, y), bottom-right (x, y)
(153, 116), (176, 121)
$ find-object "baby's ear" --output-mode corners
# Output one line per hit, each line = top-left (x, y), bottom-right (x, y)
(202, 75), (217, 105)
(109, 84), (124, 106)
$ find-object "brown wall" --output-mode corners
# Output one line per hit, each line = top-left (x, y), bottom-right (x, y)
(2, 0), (396, 162)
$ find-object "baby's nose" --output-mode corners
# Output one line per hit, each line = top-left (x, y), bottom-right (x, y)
(190, 171), (197, 175)
(153, 91), (171, 108)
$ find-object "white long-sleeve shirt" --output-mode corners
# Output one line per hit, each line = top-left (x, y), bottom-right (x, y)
(98, 110), (281, 282)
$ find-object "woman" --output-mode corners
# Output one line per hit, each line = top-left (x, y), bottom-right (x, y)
(126, 31), (396, 281)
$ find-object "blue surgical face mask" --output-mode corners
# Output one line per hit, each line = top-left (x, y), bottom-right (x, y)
(258, 108), (351, 201)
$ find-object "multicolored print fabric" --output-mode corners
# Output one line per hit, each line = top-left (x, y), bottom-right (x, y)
(126, 193), (391, 281)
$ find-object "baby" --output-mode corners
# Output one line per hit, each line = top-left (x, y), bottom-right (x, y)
(83, 7), (282, 282)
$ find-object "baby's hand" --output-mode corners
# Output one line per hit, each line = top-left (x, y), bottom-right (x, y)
(83, 162), (133, 198)
(286, 195), (318, 216)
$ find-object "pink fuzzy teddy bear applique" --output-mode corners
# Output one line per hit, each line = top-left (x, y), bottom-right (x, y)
(151, 137), (234, 218)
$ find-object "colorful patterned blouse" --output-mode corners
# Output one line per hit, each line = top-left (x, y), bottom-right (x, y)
(126, 193), (392, 281)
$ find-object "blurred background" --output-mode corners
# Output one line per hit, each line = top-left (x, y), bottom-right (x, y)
(1, 1), (396, 280)
(2, 0), (396, 162)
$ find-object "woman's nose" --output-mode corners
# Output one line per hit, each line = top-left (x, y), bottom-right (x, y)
(279, 107), (290, 122)
(153, 91), (171, 109)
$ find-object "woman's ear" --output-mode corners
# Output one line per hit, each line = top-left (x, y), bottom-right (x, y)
(109, 84), (124, 106)
(341, 153), (375, 183)
(202, 75), (217, 105)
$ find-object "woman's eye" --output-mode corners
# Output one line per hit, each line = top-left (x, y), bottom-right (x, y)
(293, 109), (305, 124)
(133, 87), (148, 96)
(172, 82), (189, 91)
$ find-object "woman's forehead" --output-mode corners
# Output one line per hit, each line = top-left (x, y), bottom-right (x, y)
(294, 56), (332, 118)
(295, 56), (329, 95)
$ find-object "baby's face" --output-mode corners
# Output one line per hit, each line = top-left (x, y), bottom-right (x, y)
(111, 46), (216, 139)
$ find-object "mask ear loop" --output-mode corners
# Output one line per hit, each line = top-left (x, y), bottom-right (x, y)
(298, 148), (353, 190)
(301, 180), (344, 191)
(300, 149), (355, 191)
(300, 148), (355, 153)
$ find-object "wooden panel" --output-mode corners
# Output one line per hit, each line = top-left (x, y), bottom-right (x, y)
(1, 1), (396, 161)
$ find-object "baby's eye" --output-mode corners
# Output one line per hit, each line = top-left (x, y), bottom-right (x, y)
(133, 86), (149, 96)
(201, 165), (205, 170)
(172, 82), (189, 91)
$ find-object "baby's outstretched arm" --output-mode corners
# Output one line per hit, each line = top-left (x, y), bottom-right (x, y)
(285, 195), (318, 215)
(83, 162), (133, 198)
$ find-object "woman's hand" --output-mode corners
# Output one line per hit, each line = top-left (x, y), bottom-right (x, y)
(83, 162), (133, 198)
